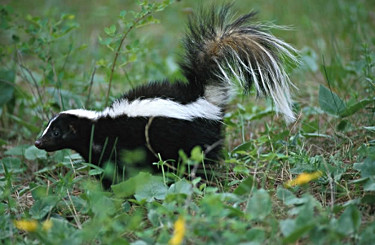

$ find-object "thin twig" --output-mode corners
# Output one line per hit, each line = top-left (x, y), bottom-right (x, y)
(51, 58), (65, 110)
(61, 42), (73, 72)
(85, 65), (97, 108)
(18, 63), (44, 107)
(145, 117), (158, 158)
(105, 11), (151, 107)
(17, 55), (48, 120)
(65, 189), (82, 229)
(144, 117), (181, 172)
(144, 117), (219, 184)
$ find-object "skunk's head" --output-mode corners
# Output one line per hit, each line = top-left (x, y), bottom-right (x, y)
(35, 113), (88, 152)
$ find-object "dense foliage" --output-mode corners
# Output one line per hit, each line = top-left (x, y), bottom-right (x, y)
(1, 0), (374, 244)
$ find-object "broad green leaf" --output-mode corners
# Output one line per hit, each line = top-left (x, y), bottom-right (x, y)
(353, 157), (375, 178)
(167, 180), (192, 196)
(336, 205), (361, 235)
(245, 228), (266, 244)
(88, 168), (104, 176)
(276, 187), (306, 206)
(109, 24), (116, 33)
(319, 85), (346, 115)
(364, 126), (375, 133)
(280, 219), (296, 237)
(231, 141), (253, 154)
(337, 119), (349, 131)
(246, 188), (272, 220)
(91, 195), (116, 218)
(134, 177), (167, 202)
(247, 108), (274, 121)
(190, 146), (204, 163)
(282, 223), (315, 244)
(104, 24), (116, 36)
(301, 120), (319, 133)
(233, 165), (250, 175)
(31, 185), (50, 200)
(200, 194), (227, 218)
(25, 145), (47, 160)
(280, 197), (316, 243)
(233, 176), (254, 196)
(48, 217), (77, 242)
(112, 172), (165, 199)
(359, 221), (375, 245)
(364, 181), (375, 191)
(0, 157), (23, 174)
(0, 70), (15, 107)
(29, 196), (59, 219)
(353, 157), (375, 191)
(341, 97), (375, 117)
(147, 209), (160, 226)
(112, 172), (151, 197)
(119, 10), (127, 18)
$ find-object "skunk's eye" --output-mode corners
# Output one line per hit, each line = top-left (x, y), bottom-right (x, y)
(53, 130), (60, 137)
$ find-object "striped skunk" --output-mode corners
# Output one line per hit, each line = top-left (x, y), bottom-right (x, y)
(35, 4), (297, 181)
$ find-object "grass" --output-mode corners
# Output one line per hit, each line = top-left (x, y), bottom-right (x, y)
(1, 0), (375, 244)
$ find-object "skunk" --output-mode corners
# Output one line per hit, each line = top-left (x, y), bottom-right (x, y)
(35, 4), (297, 180)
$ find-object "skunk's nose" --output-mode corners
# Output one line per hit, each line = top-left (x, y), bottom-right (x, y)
(34, 140), (42, 148)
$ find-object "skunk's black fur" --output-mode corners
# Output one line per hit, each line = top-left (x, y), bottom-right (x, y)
(35, 4), (297, 184)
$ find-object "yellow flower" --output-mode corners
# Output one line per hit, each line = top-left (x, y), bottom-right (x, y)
(42, 219), (53, 231)
(14, 219), (53, 232)
(14, 220), (38, 232)
(285, 171), (323, 188)
(169, 216), (186, 245)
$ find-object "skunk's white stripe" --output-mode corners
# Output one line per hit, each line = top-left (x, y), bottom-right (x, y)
(41, 115), (58, 137)
(62, 98), (222, 121)
(62, 109), (98, 119)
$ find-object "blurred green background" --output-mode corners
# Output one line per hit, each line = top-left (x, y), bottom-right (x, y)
(2, 0), (374, 104)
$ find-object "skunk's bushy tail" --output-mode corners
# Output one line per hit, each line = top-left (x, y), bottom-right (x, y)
(180, 4), (298, 123)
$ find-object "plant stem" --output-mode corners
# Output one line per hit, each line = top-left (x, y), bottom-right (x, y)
(105, 11), (151, 107)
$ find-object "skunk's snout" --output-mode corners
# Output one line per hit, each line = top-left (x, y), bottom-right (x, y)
(34, 138), (57, 152)
(34, 140), (42, 149)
